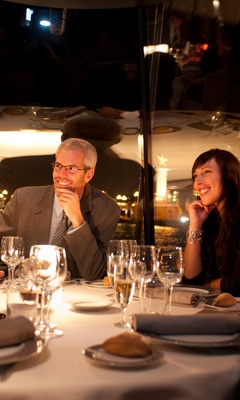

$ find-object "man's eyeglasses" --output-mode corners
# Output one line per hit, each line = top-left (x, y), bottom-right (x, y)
(52, 162), (88, 174)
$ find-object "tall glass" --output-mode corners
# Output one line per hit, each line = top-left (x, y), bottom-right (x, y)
(107, 240), (137, 301)
(0, 236), (24, 282)
(129, 244), (156, 309)
(115, 266), (135, 329)
(29, 245), (67, 339)
(107, 240), (125, 302)
(156, 246), (183, 314)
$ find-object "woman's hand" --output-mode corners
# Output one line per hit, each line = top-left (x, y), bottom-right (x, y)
(188, 200), (215, 228)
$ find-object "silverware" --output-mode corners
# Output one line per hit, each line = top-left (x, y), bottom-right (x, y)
(199, 294), (219, 305)
(0, 363), (16, 381)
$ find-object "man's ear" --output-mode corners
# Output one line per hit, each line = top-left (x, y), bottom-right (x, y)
(85, 169), (95, 183)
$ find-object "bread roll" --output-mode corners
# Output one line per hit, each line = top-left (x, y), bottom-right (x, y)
(213, 292), (236, 307)
(103, 276), (111, 286)
(103, 332), (152, 357)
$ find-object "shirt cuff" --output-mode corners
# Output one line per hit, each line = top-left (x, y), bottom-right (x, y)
(67, 221), (86, 235)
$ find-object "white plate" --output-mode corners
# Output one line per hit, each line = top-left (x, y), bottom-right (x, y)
(83, 344), (163, 369)
(86, 281), (111, 289)
(0, 336), (47, 365)
(174, 285), (210, 295)
(70, 300), (114, 311)
(205, 304), (240, 313)
(143, 332), (240, 349)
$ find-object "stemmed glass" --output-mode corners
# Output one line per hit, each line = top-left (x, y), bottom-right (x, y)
(206, 110), (225, 136)
(156, 246), (183, 314)
(129, 244), (157, 310)
(0, 236), (24, 282)
(107, 240), (137, 302)
(107, 240), (126, 302)
(115, 265), (136, 329)
(29, 245), (67, 339)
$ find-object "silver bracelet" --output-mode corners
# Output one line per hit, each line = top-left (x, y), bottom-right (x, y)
(186, 227), (203, 244)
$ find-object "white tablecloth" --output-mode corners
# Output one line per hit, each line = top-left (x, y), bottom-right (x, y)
(0, 283), (240, 400)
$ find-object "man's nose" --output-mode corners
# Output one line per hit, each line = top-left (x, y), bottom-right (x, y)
(58, 166), (69, 176)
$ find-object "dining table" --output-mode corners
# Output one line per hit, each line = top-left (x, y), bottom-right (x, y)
(0, 280), (240, 400)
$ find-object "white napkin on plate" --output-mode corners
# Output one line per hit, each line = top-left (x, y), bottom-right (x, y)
(0, 316), (35, 348)
(172, 291), (199, 306)
(132, 313), (240, 335)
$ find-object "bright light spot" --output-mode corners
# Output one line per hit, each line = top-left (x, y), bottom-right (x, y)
(40, 20), (51, 27)
(26, 8), (33, 22)
(180, 216), (189, 223)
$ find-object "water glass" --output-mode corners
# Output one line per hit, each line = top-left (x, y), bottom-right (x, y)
(140, 277), (165, 314)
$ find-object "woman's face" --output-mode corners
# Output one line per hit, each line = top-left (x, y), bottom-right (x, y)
(193, 157), (224, 209)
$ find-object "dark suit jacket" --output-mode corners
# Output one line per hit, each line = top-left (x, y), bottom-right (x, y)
(0, 184), (121, 280)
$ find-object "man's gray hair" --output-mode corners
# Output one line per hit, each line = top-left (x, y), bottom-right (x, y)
(56, 138), (97, 169)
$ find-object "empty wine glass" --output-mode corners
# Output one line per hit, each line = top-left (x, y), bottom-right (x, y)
(156, 246), (183, 314)
(29, 245), (67, 339)
(1, 236), (24, 282)
(206, 109), (225, 136)
(129, 245), (157, 309)
(41, 246), (67, 338)
(115, 266), (136, 329)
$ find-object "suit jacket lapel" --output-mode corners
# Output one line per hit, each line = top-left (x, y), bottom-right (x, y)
(80, 184), (92, 223)
(33, 185), (55, 243)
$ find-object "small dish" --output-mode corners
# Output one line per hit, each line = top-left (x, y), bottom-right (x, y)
(3, 106), (27, 115)
(83, 344), (163, 369)
(205, 304), (240, 313)
(152, 126), (179, 134)
(174, 285), (211, 295)
(86, 280), (110, 289)
(0, 336), (47, 365)
(142, 332), (240, 350)
(70, 299), (114, 311)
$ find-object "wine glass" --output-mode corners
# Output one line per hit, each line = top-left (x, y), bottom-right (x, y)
(107, 240), (126, 302)
(129, 244), (157, 310)
(115, 266), (136, 329)
(0, 236), (24, 282)
(206, 110), (225, 136)
(107, 240), (137, 301)
(156, 246), (183, 314)
(29, 245), (67, 339)
(41, 246), (67, 338)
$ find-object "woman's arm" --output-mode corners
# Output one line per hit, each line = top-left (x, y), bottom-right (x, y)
(184, 200), (215, 279)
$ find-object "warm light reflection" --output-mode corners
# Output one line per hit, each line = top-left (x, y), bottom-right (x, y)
(144, 44), (169, 56)
(0, 129), (61, 158)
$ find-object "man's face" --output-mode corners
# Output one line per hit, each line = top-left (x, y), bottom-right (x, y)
(53, 148), (94, 197)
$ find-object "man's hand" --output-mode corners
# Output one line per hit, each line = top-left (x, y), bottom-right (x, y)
(57, 188), (85, 228)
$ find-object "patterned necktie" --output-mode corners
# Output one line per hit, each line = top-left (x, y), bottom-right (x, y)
(51, 211), (68, 246)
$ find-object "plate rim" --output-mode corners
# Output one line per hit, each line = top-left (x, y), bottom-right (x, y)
(70, 300), (114, 311)
(86, 281), (111, 289)
(0, 336), (47, 365)
(142, 332), (240, 349)
(83, 344), (163, 369)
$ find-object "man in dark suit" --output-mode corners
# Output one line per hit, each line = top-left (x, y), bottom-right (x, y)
(0, 138), (120, 280)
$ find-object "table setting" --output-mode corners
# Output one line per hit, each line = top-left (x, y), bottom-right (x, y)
(1, 239), (240, 399)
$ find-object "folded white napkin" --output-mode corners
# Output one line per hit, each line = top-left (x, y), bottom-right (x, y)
(132, 313), (240, 335)
(137, 287), (199, 307)
(0, 316), (35, 348)
(171, 291), (199, 306)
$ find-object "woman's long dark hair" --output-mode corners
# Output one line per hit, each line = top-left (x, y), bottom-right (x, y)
(192, 148), (240, 274)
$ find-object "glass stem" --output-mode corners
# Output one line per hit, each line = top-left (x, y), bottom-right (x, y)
(8, 267), (15, 282)
(164, 284), (173, 315)
(121, 306), (127, 324)
(43, 291), (52, 333)
(37, 289), (48, 329)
